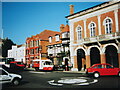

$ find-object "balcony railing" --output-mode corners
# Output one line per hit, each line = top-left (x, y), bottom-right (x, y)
(75, 32), (120, 44)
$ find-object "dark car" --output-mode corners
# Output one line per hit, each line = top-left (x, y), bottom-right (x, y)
(86, 63), (120, 78)
(10, 61), (25, 70)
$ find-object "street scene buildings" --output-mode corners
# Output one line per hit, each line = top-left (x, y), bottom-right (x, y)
(1, 0), (120, 89)
(1, 0), (120, 72)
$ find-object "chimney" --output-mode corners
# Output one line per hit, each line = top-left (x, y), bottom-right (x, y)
(60, 24), (65, 32)
(69, 5), (74, 14)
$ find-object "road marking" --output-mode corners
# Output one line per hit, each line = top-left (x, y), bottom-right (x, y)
(48, 80), (63, 86)
(29, 71), (51, 74)
(48, 77), (98, 86)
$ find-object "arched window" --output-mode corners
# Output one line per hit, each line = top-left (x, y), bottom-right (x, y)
(103, 17), (113, 34)
(88, 22), (96, 37)
(76, 25), (82, 40)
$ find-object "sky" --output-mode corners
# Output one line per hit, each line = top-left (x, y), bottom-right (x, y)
(1, 1), (106, 45)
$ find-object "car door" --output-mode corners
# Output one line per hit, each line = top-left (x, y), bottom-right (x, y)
(96, 65), (106, 75)
(105, 65), (116, 75)
(1, 69), (11, 83)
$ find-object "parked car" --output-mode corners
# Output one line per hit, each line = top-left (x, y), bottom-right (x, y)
(0, 67), (22, 86)
(10, 61), (25, 70)
(86, 63), (120, 78)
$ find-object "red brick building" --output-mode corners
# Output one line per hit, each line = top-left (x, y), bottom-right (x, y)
(25, 30), (60, 67)
(66, 1), (120, 71)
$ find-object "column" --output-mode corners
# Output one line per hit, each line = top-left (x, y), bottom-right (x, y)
(118, 43), (120, 68)
(114, 10), (119, 32)
(97, 15), (102, 35)
(71, 56), (78, 71)
(69, 21), (74, 43)
(83, 19), (87, 38)
(118, 53), (120, 68)
(53, 57), (58, 65)
(86, 55), (91, 68)
(100, 53), (106, 63)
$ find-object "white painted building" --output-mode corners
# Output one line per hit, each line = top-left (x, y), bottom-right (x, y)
(8, 44), (26, 63)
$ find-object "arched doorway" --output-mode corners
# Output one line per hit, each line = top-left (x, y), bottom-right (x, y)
(77, 49), (85, 71)
(105, 45), (119, 67)
(90, 47), (100, 66)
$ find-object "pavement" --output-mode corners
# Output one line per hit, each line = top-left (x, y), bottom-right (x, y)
(25, 68), (86, 74)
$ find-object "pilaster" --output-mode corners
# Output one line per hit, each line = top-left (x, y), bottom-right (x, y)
(86, 55), (91, 68)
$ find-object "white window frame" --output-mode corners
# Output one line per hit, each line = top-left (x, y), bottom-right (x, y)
(76, 25), (82, 40)
(49, 37), (52, 43)
(36, 40), (39, 46)
(88, 22), (96, 37)
(55, 35), (60, 42)
(103, 17), (113, 34)
(62, 32), (67, 38)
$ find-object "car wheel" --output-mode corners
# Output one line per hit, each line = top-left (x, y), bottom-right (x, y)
(12, 78), (20, 86)
(118, 72), (120, 77)
(93, 72), (100, 78)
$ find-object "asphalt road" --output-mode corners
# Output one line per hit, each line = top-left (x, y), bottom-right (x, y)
(2, 69), (120, 89)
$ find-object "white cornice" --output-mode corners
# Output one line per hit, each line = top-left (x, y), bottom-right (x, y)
(67, 1), (120, 21)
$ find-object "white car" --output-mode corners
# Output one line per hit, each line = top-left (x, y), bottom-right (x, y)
(0, 67), (22, 86)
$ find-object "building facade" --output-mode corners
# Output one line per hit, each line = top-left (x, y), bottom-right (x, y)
(25, 30), (60, 67)
(8, 44), (26, 63)
(66, 1), (120, 71)
(47, 24), (70, 65)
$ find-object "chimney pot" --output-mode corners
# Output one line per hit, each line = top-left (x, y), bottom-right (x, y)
(69, 4), (74, 14)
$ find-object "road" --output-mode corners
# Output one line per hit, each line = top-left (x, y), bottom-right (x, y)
(2, 69), (120, 89)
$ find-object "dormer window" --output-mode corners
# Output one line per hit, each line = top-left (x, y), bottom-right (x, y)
(49, 37), (52, 43)
(55, 35), (60, 42)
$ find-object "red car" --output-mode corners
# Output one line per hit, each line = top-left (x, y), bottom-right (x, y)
(86, 63), (120, 78)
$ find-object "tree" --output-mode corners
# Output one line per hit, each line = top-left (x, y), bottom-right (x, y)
(2, 38), (16, 57)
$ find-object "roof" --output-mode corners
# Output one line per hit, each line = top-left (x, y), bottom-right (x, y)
(26, 30), (60, 41)
(66, 1), (120, 19)
(39, 30), (60, 40)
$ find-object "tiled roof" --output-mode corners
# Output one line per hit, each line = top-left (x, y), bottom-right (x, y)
(39, 30), (60, 40)
(26, 30), (60, 41)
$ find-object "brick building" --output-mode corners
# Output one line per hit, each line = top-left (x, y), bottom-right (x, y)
(66, 0), (120, 71)
(47, 24), (70, 65)
(25, 30), (59, 67)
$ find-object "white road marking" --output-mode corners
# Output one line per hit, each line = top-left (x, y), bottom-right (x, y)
(48, 77), (98, 86)
(29, 71), (51, 74)
(48, 80), (63, 86)
(58, 79), (87, 84)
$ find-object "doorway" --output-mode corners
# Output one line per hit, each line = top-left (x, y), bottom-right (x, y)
(90, 47), (100, 66)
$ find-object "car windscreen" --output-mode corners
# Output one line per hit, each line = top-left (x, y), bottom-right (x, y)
(17, 62), (23, 64)
(44, 61), (53, 65)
